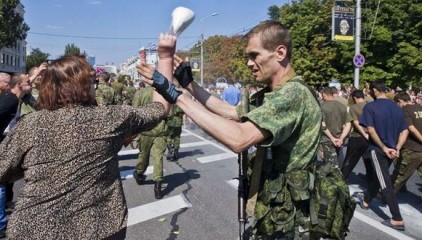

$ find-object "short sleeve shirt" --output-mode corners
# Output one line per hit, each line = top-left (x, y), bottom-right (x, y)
(402, 104), (422, 151)
(243, 79), (322, 172)
(360, 98), (407, 150)
(349, 102), (366, 137)
(321, 100), (352, 137)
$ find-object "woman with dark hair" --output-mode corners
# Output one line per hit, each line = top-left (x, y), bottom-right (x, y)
(0, 34), (176, 239)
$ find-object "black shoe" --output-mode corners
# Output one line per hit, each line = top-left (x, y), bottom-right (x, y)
(0, 229), (6, 238)
(154, 181), (163, 199)
(133, 170), (146, 185)
(172, 149), (179, 161)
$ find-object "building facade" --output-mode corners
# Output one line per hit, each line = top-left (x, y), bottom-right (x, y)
(0, 3), (27, 74)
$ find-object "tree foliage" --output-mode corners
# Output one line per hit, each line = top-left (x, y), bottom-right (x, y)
(0, 0), (30, 49)
(184, 0), (421, 89)
(64, 43), (84, 56)
(25, 48), (49, 72)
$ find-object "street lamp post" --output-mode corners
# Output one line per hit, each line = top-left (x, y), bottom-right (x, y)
(200, 12), (218, 86)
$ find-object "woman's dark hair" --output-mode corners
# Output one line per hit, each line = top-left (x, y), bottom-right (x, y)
(37, 55), (96, 110)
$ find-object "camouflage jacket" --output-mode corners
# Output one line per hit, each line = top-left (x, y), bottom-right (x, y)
(240, 70), (322, 236)
(132, 86), (168, 136)
(111, 82), (126, 105)
(167, 104), (184, 127)
(96, 83), (116, 106)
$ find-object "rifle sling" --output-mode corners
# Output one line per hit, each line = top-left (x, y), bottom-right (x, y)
(246, 146), (265, 217)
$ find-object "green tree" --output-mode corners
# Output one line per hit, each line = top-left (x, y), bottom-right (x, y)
(0, 0), (30, 49)
(26, 48), (49, 72)
(64, 43), (85, 56)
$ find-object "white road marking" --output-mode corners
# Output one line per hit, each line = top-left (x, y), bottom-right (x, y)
(197, 152), (237, 164)
(118, 149), (139, 156)
(353, 211), (415, 240)
(120, 166), (156, 179)
(180, 132), (190, 137)
(182, 128), (233, 153)
(127, 194), (192, 226)
(180, 141), (209, 148)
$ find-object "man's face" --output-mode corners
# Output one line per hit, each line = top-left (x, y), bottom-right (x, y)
(396, 99), (406, 108)
(20, 75), (33, 94)
(0, 75), (11, 93)
(246, 35), (280, 84)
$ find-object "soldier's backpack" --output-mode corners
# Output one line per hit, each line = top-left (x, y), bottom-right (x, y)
(310, 164), (356, 239)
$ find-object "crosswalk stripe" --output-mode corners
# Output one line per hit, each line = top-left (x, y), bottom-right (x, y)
(182, 129), (233, 153)
(127, 194), (192, 226)
(180, 132), (190, 137)
(197, 152), (237, 164)
(118, 149), (139, 156)
(180, 141), (209, 148)
(120, 166), (155, 179)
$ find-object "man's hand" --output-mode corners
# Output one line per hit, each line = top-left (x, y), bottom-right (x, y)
(158, 33), (176, 60)
(382, 146), (397, 159)
(173, 55), (193, 88)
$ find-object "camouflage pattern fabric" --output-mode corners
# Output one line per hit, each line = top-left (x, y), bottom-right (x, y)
(111, 81), (126, 105)
(124, 86), (137, 105)
(133, 86), (168, 180)
(242, 75), (322, 239)
(318, 136), (340, 168)
(167, 105), (184, 149)
(136, 134), (166, 181)
(96, 83), (116, 106)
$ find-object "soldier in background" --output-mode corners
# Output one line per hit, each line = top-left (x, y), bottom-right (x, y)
(123, 79), (137, 106)
(95, 72), (116, 106)
(166, 104), (184, 161)
(111, 75), (125, 105)
(132, 85), (168, 199)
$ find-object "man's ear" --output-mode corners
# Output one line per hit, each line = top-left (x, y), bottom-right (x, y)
(275, 45), (287, 62)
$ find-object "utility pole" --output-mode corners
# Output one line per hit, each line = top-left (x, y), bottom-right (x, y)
(354, 0), (361, 89)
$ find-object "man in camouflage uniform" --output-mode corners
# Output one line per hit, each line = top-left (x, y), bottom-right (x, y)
(166, 104), (184, 161)
(111, 76), (125, 105)
(123, 80), (137, 105)
(95, 72), (116, 106)
(132, 85), (168, 199)
(138, 21), (322, 239)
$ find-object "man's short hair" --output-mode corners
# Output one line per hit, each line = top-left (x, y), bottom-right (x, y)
(320, 87), (333, 96)
(369, 80), (387, 93)
(351, 90), (364, 99)
(394, 92), (411, 103)
(9, 73), (24, 88)
(329, 86), (339, 95)
(244, 20), (292, 60)
(99, 72), (110, 82)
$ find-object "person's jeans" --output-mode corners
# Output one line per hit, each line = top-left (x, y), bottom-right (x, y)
(0, 186), (7, 231)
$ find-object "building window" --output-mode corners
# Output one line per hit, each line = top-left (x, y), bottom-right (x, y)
(1, 53), (4, 64)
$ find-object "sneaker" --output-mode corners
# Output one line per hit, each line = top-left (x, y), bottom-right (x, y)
(133, 170), (146, 185)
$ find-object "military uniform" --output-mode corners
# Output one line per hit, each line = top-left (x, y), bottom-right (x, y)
(166, 104), (184, 161)
(132, 87), (168, 198)
(111, 81), (126, 105)
(96, 83), (116, 106)
(123, 85), (137, 105)
(239, 70), (322, 239)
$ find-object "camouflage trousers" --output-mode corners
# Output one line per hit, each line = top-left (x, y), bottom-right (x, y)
(135, 135), (166, 181)
(392, 148), (422, 194)
(318, 137), (341, 168)
(167, 126), (182, 149)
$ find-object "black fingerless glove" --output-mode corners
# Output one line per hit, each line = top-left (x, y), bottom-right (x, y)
(152, 70), (181, 104)
(174, 61), (193, 88)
